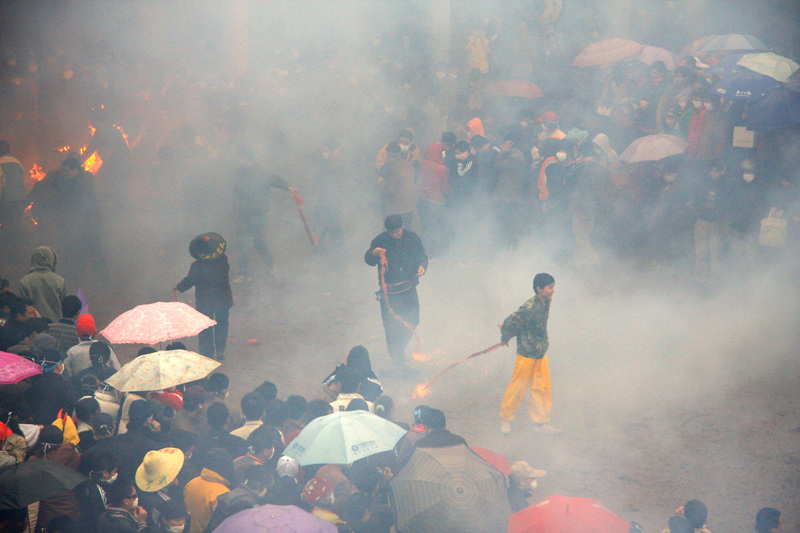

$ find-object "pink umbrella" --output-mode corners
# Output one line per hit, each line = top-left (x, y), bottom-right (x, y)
(619, 134), (688, 163)
(0, 352), (41, 385)
(635, 45), (677, 71)
(572, 38), (644, 68)
(100, 301), (216, 345)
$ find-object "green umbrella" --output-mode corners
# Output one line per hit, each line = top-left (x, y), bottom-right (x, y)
(390, 444), (511, 533)
(283, 411), (406, 466)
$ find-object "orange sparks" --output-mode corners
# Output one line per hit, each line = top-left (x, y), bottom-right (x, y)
(55, 145), (71, 152)
(24, 203), (37, 225)
(412, 383), (430, 399)
(79, 145), (88, 155)
(29, 164), (46, 182)
(113, 124), (129, 147)
(411, 352), (431, 363)
(88, 125), (97, 137)
(84, 151), (103, 175)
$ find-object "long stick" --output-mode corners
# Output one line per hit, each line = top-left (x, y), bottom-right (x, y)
(377, 249), (422, 343)
(413, 342), (504, 398)
(292, 191), (318, 246)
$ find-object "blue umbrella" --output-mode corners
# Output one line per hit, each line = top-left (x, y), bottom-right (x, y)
(713, 69), (779, 100)
(746, 87), (800, 131)
(706, 54), (747, 78)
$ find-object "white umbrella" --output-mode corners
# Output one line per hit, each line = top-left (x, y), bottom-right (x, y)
(106, 350), (220, 392)
(737, 52), (800, 83)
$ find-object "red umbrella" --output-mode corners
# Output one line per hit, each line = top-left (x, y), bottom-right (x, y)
(486, 79), (544, 99)
(572, 39), (644, 68)
(100, 301), (216, 345)
(509, 495), (631, 533)
(0, 351), (41, 385)
(470, 447), (512, 477)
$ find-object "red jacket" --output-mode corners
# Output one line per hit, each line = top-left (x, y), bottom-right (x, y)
(687, 108), (706, 157)
(418, 142), (451, 203)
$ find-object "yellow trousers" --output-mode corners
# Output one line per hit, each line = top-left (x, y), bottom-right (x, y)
(499, 354), (552, 423)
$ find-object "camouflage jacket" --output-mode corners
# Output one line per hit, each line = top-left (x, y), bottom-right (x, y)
(500, 295), (550, 359)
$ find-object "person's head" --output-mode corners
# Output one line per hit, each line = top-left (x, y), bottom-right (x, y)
(263, 399), (290, 428)
(89, 341), (111, 367)
(576, 142), (597, 163)
(167, 429), (197, 460)
(105, 478), (138, 510)
(683, 500), (708, 529)
(454, 140), (471, 161)
(10, 297), (38, 323)
(202, 448), (235, 483)
(533, 273), (555, 299)
(136, 447), (184, 493)
(243, 464), (272, 497)
(88, 450), (119, 483)
(667, 516), (694, 533)
(253, 380), (278, 403)
(0, 140), (10, 156)
(127, 400), (155, 431)
(741, 159), (756, 183)
(74, 396), (100, 424)
(649, 61), (667, 79)
(413, 405), (430, 425)
(20, 317), (49, 344)
(386, 141), (402, 159)
(346, 462), (382, 494)
(674, 65), (691, 84)
(441, 131), (456, 151)
(92, 412), (115, 439)
(0, 291), (15, 319)
(337, 367), (363, 394)
(691, 90), (706, 110)
(62, 155), (83, 176)
(302, 399), (334, 424)
(374, 396), (394, 419)
(755, 507), (781, 533)
(346, 398), (369, 411)
(510, 461), (545, 491)
(75, 313), (96, 338)
(471, 135), (490, 151)
(276, 455), (300, 479)
(384, 215), (404, 239)
(206, 373), (229, 399)
(157, 499), (187, 533)
(422, 408), (446, 430)
(60, 295), (82, 321)
(182, 385), (208, 413)
(40, 348), (65, 375)
(136, 346), (157, 356)
(206, 401), (230, 429)
(537, 111), (558, 130)
(346, 345), (373, 375)
(286, 395), (308, 421)
(241, 392), (266, 422)
(703, 93), (718, 111)
(247, 426), (282, 461)
(397, 129), (413, 152)
(165, 342), (186, 351)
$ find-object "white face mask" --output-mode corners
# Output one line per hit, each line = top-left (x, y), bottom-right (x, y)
(664, 173), (678, 182)
(704, 102), (714, 111)
(692, 100), (702, 109)
(167, 525), (185, 533)
(743, 173), (755, 183)
(103, 473), (118, 484)
(556, 152), (567, 162)
(398, 143), (410, 153)
(529, 479), (538, 490)
(129, 497), (139, 510)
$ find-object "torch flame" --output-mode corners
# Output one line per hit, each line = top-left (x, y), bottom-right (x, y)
(29, 164), (46, 182)
(55, 145), (71, 153)
(84, 151), (103, 175)
(79, 145), (88, 155)
(412, 383), (430, 399)
(24, 203), (37, 225)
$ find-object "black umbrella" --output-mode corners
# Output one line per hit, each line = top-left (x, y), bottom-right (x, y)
(0, 459), (87, 509)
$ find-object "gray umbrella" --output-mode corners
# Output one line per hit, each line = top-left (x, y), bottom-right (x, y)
(390, 444), (511, 533)
(0, 459), (87, 509)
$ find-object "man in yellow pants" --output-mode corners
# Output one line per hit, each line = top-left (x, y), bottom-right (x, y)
(499, 273), (560, 434)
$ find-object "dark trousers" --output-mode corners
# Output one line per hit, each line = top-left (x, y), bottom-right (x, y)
(235, 215), (273, 277)
(379, 286), (419, 364)
(196, 301), (230, 359)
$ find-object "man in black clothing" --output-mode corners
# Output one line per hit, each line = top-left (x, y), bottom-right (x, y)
(415, 409), (467, 448)
(364, 215), (428, 373)
(48, 295), (82, 359)
(0, 297), (40, 351)
(22, 346), (79, 425)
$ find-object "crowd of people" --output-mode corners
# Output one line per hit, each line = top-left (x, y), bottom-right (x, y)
(0, 0), (797, 531)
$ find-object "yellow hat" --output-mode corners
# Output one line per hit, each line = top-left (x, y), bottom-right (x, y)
(135, 447), (184, 492)
(510, 461), (546, 480)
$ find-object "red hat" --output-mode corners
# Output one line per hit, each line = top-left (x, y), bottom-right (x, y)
(76, 313), (97, 336)
(536, 111), (558, 123)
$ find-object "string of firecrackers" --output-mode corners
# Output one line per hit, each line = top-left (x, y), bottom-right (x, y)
(412, 342), (505, 399)
(291, 190), (319, 246)
(377, 249), (422, 344)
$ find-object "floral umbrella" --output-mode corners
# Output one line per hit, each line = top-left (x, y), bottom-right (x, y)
(100, 301), (216, 345)
(105, 349), (220, 392)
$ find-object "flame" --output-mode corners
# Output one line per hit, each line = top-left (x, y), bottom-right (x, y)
(88, 125), (97, 137)
(79, 145), (88, 155)
(84, 151), (103, 174)
(411, 352), (431, 363)
(55, 145), (71, 153)
(412, 383), (430, 399)
(29, 164), (46, 182)
(24, 203), (37, 225)
(113, 124), (130, 147)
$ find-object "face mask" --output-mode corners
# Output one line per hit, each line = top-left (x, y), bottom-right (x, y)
(664, 173), (678, 182)
(129, 497), (139, 510)
(103, 473), (118, 484)
(692, 100), (702, 109)
(529, 480), (538, 490)
(167, 525), (185, 533)
(556, 152), (567, 162)
(743, 173), (755, 183)
(704, 102), (714, 111)
(399, 144), (410, 153)
(456, 152), (469, 160)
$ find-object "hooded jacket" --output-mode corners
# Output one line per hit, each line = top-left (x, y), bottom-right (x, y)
(184, 468), (231, 533)
(18, 246), (67, 322)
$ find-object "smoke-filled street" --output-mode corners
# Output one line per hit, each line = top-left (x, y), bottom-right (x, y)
(0, 1), (799, 532)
